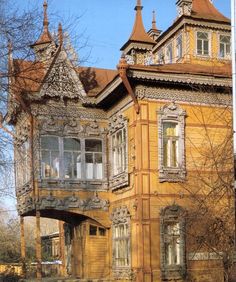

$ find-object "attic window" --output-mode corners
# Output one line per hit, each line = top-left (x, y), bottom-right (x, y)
(219, 35), (230, 59)
(196, 32), (209, 56)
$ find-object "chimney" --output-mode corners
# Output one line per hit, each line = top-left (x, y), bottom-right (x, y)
(176, 0), (192, 17)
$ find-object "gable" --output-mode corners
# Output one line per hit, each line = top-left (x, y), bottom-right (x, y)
(40, 49), (86, 101)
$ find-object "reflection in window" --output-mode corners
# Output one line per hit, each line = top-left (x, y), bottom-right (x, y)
(219, 35), (230, 58)
(163, 122), (179, 168)
(197, 32), (209, 56)
(41, 136), (59, 178)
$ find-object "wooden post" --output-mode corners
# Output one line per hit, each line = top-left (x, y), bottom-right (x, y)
(20, 216), (26, 278)
(36, 210), (42, 280)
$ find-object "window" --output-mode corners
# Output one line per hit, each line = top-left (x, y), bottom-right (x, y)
(16, 139), (31, 187)
(165, 222), (180, 266)
(160, 205), (186, 280)
(166, 44), (173, 63)
(114, 224), (129, 267)
(109, 114), (128, 190)
(196, 31), (209, 56)
(176, 35), (182, 59)
(64, 138), (81, 179)
(112, 128), (127, 176)
(157, 50), (164, 64)
(111, 206), (131, 279)
(219, 35), (230, 58)
(85, 139), (103, 180)
(41, 136), (103, 180)
(89, 225), (106, 236)
(158, 103), (186, 182)
(41, 136), (59, 178)
(163, 122), (179, 168)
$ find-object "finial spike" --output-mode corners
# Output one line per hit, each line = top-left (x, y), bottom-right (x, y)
(152, 10), (157, 30)
(58, 23), (63, 46)
(135, 0), (142, 10)
(43, 0), (49, 28)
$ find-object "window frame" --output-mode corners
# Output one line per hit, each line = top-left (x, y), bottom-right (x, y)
(160, 205), (186, 281)
(111, 206), (132, 280)
(166, 43), (173, 64)
(219, 34), (231, 59)
(109, 114), (129, 190)
(176, 34), (183, 60)
(157, 103), (186, 182)
(196, 31), (210, 57)
(40, 135), (105, 181)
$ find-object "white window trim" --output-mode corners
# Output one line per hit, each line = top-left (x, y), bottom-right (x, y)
(157, 102), (186, 182)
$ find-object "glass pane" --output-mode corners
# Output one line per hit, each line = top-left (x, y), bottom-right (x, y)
(85, 139), (102, 152)
(51, 151), (59, 178)
(203, 40), (209, 55)
(42, 151), (50, 177)
(64, 138), (80, 151)
(98, 227), (106, 236)
(197, 39), (202, 54)
(89, 225), (97, 236)
(163, 139), (168, 167)
(172, 140), (177, 167)
(75, 153), (81, 179)
(41, 136), (59, 150)
(163, 123), (177, 136)
(85, 153), (93, 179)
(64, 152), (72, 179)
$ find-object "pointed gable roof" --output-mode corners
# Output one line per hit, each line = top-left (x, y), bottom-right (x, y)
(121, 0), (155, 51)
(191, 0), (230, 23)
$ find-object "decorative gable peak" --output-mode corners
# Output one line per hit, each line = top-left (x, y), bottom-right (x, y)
(40, 49), (86, 102)
(176, 0), (192, 17)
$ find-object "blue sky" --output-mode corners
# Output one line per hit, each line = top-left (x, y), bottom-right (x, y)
(17, 0), (231, 69)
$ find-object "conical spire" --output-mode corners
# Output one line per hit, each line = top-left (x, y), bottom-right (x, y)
(128, 0), (155, 44)
(32, 0), (53, 46)
(152, 10), (157, 30)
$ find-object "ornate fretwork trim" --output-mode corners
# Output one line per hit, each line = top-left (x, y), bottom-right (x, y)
(40, 49), (86, 102)
(39, 118), (106, 137)
(108, 114), (128, 134)
(157, 102), (186, 182)
(31, 101), (106, 120)
(17, 192), (110, 215)
(136, 85), (231, 106)
(130, 70), (231, 88)
(111, 206), (131, 225)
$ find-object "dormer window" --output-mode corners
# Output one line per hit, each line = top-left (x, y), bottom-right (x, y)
(219, 35), (231, 59)
(196, 32), (209, 56)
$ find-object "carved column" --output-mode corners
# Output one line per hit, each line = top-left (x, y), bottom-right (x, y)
(20, 216), (26, 278)
(36, 210), (42, 280)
